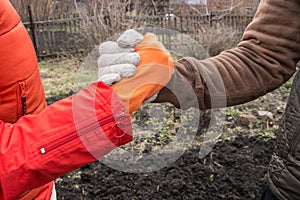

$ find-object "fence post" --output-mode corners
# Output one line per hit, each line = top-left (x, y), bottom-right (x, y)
(209, 12), (213, 28)
(28, 5), (39, 59)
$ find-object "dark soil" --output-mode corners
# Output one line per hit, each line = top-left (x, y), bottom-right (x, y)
(55, 135), (275, 200)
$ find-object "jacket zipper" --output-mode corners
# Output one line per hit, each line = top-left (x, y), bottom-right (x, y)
(39, 115), (118, 155)
(290, 125), (300, 156)
(19, 81), (27, 116)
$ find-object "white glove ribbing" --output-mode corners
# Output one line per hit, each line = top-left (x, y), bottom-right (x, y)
(97, 29), (143, 86)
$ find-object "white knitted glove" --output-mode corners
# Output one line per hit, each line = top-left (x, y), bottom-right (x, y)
(98, 29), (143, 86)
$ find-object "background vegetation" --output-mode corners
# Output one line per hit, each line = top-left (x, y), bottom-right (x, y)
(12, 0), (257, 57)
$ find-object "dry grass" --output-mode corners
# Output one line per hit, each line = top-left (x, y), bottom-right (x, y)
(77, 0), (151, 49)
(197, 26), (242, 56)
(77, 7), (242, 57)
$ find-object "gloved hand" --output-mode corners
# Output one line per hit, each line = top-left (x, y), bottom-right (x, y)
(97, 29), (143, 86)
(111, 31), (174, 114)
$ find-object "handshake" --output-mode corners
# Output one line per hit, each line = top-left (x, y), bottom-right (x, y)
(97, 29), (174, 114)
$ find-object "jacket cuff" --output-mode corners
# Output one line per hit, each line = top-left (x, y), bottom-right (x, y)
(154, 58), (207, 110)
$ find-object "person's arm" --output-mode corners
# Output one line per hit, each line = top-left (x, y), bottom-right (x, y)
(0, 81), (132, 200)
(154, 0), (300, 110)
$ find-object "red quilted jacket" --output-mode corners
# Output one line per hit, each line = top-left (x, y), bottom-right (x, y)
(0, 1), (132, 199)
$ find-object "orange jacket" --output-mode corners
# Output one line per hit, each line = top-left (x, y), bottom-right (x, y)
(0, 0), (46, 123)
(0, 1), (132, 199)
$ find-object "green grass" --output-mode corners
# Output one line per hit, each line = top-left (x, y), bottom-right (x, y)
(225, 107), (241, 117)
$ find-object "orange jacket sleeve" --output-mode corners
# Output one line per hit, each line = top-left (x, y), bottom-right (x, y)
(0, 81), (132, 200)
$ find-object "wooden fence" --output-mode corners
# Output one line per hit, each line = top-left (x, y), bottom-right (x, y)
(24, 18), (82, 57)
(23, 14), (254, 58)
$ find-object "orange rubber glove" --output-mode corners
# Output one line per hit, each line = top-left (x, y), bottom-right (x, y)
(111, 32), (174, 114)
